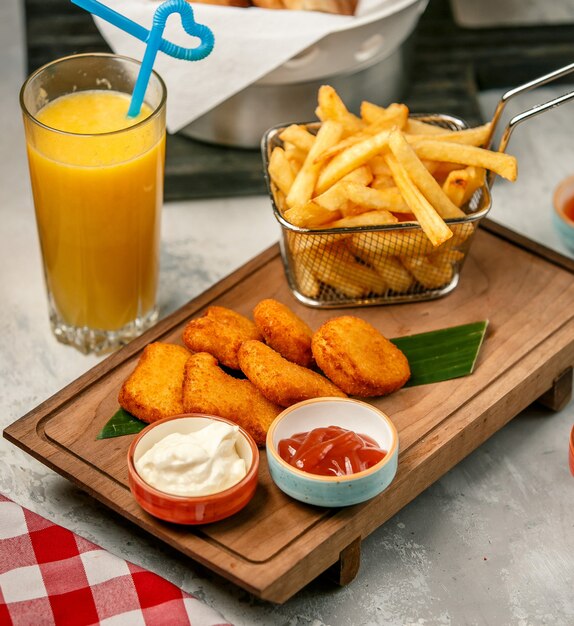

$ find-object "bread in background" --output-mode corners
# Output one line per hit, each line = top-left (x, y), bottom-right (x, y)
(188, 0), (358, 15)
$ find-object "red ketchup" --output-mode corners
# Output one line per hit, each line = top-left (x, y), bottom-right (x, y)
(564, 195), (574, 222)
(277, 425), (387, 477)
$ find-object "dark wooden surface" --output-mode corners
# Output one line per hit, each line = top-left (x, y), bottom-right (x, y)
(24, 0), (574, 200)
(4, 222), (574, 602)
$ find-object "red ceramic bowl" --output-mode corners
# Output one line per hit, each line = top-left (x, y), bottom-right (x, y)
(127, 414), (259, 525)
(569, 424), (574, 477)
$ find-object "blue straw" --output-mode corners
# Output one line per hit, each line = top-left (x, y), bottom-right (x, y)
(71, 0), (215, 117)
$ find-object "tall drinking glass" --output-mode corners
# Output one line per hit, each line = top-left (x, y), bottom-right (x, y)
(20, 53), (167, 354)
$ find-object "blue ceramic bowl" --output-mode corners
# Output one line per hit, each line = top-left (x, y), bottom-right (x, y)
(553, 174), (574, 253)
(266, 397), (399, 507)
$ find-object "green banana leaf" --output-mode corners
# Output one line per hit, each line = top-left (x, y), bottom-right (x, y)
(392, 320), (488, 386)
(97, 320), (488, 439)
(96, 407), (147, 440)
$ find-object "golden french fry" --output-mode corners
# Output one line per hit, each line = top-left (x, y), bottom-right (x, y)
(308, 241), (387, 297)
(279, 124), (315, 152)
(286, 232), (351, 259)
(371, 174), (396, 190)
(341, 164), (374, 186)
(368, 155), (391, 176)
(442, 166), (486, 208)
(360, 102), (409, 129)
(370, 229), (438, 257)
(401, 254), (454, 289)
(313, 166), (375, 212)
(316, 85), (363, 136)
(367, 154), (391, 176)
(360, 101), (387, 124)
(286, 120), (343, 208)
(389, 129), (465, 219)
(316, 106), (409, 164)
(385, 153), (453, 246)
(406, 123), (492, 147)
(405, 118), (449, 135)
(430, 247), (465, 264)
(374, 255), (415, 292)
(283, 201), (342, 228)
(287, 230), (348, 255)
(350, 235), (414, 292)
(442, 168), (469, 207)
(330, 209), (399, 229)
(432, 161), (465, 182)
(337, 182), (409, 214)
(283, 143), (306, 175)
(268, 147), (295, 197)
(422, 160), (441, 175)
(313, 134), (365, 164)
(414, 139), (517, 181)
(461, 166), (486, 205)
(451, 221), (475, 245)
(273, 188), (288, 215)
(302, 243), (362, 298)
(369, 154), (439, 178)
(292, 255), (321, 298)
(313, 182), (350, 212)
(315, 129), (392, 194)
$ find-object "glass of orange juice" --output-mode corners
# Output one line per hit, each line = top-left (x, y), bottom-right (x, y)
(20, 53), (166, 354)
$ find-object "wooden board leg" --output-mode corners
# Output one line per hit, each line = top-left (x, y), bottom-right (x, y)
(325, 536), (362, 586)
(536, 367), (573, 412)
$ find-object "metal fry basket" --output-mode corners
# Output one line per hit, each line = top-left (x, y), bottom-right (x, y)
(261, 64), (574, 308)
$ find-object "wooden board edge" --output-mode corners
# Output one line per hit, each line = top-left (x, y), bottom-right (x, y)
(481, 218), (574, 273)
(3, 231), (574, 603)
(4, 280), (574, 603)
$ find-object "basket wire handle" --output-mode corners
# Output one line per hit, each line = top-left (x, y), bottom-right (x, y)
(486, 62), (574, 186)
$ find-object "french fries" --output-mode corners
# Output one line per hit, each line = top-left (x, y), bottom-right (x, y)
(286, 120), (343, 209)
(316, 85), (363, 137)
(315, 129), (392, 194)
(265, 85), (518, 300)
(268, 147), (294, 197)
(413, 140), (517, 181)
(384, 153), (453, 247)
(388, 129), (465, 220)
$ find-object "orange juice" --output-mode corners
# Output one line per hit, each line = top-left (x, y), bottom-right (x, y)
(26, 90), (165, 331)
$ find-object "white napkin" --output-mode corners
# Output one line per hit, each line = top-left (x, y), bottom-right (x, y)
(94, 0), (401, 133)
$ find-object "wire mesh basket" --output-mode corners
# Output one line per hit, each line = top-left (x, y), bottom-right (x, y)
(262, 114), (492, 308)
(261, 63), (574, 308)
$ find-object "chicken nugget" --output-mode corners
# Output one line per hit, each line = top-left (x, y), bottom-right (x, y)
(118, 342), (192, 424)
(238, 340), (346, 408)
(253, 298), (314, 367)
(312, 316), (410, 396)
(182, 352), (281, 446)
(182, 305), (261, 370)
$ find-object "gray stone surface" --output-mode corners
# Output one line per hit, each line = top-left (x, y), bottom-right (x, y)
(1, 2), (573, 625)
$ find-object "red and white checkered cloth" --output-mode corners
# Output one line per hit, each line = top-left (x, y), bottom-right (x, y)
(0, 493), (233, 626)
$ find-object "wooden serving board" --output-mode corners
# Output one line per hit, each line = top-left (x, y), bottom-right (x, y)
(4, 221), (574, 603)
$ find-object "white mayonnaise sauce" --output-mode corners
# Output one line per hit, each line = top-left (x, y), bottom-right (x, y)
(135, 421), (247, 496)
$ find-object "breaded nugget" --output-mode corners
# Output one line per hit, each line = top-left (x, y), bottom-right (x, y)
(238, 340), (346, 408)
(118, 342), (192, 423)
(253, 298), (314, 367)
(182, 352), (281, 446)
(312, 316), (410, 396)
(182, 305), (261, 370)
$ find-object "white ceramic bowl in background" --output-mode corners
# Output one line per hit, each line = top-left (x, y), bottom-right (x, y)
(261, 0), (429, 84)
(181, 0), (429, 147)
(266, 397), (399, 507)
